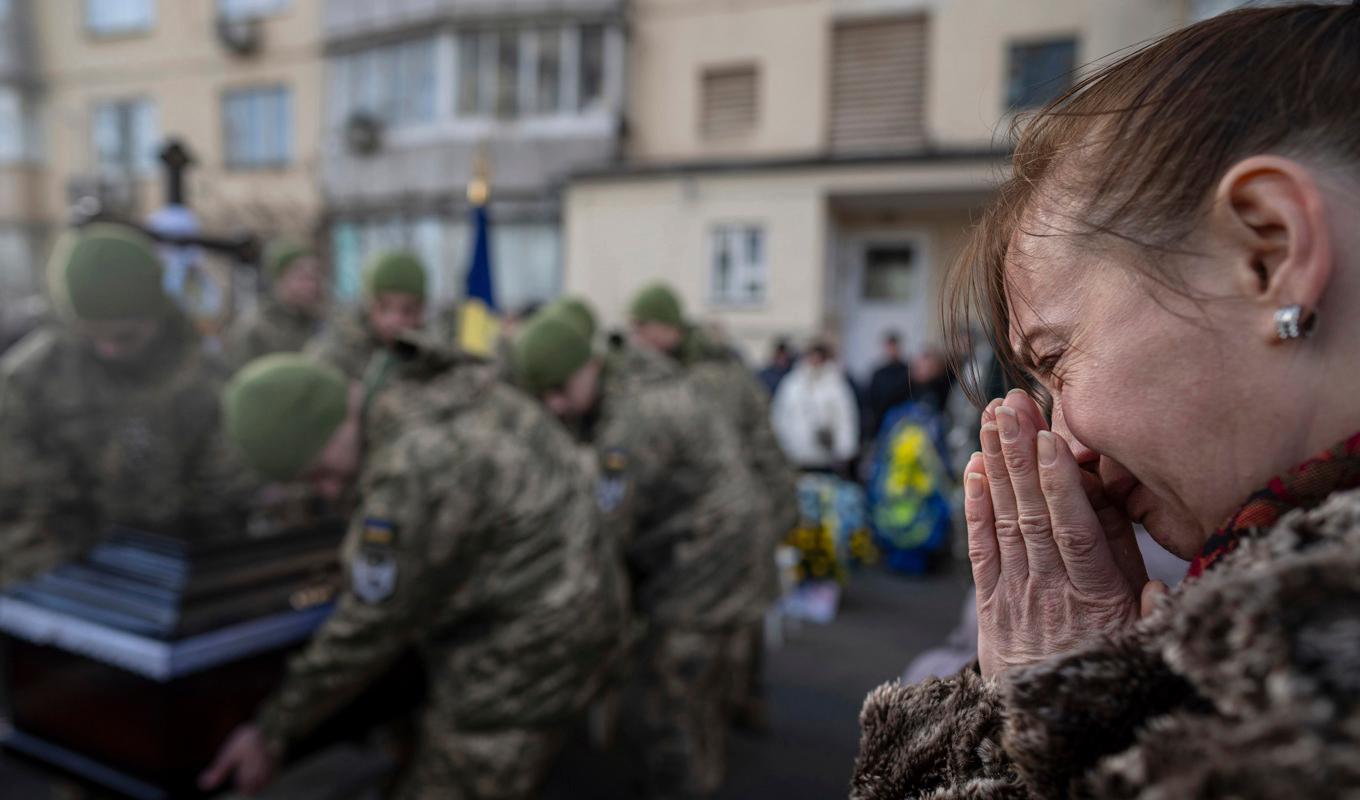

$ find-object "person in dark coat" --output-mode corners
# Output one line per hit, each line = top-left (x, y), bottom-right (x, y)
(866, 332), (912, 437)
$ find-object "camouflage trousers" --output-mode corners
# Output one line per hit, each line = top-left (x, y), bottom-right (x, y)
(639, 626), (735, 799)
(723, 622), (767, 728)
(393, 722), (565, 800)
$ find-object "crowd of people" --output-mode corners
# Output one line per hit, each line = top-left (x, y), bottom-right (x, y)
(759, 333), (958, 484)
(0, 223), (804, 798)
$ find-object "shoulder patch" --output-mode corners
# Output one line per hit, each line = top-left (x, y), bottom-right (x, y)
(353, 518), (399, 604)
(603, 448), (628, 473)
(596, 448), (630, 514)
(362, 517), (398, 546)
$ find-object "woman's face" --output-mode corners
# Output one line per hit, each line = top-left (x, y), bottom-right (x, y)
(1006, 209), (1283, 560)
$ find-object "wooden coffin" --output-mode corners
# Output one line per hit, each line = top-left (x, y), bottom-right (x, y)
(0, 524), (344, 799)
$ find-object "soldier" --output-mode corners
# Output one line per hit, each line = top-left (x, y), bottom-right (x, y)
(0, 223), (254, 588)
(199, 344), (627, 800)
(223, 239), (326, 371)
(513, 313), (769, 798)
(306, 250), (427, 379)
(547, 295), (598, 342)
(628, 283), (798, 731)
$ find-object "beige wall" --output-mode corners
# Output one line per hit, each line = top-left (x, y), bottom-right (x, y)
(628, 0), (832, 162)
(627, 0), (1192, 159)
(36, 0), (325, 234)
(564, 158), (999, 360)
(927, 0), (1185, 146)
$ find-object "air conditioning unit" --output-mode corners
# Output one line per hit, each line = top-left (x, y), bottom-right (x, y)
(66, 174), (140, 220)
(344, 113), (384, 157)
(216, 14), (263, 56)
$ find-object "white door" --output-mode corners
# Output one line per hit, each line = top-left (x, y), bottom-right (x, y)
(838, 233), (930, 384)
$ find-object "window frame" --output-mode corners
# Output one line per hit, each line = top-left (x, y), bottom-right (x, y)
(84, 0), (156, 38)
(221, 84), (293, 171)
(1004, 36), (1078, 111)
(708, 223), (768, 309)
(91, 96), (159, 176)
(217, 0), (292, 21)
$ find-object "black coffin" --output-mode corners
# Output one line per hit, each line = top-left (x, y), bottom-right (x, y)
(0, 525), (345, 799)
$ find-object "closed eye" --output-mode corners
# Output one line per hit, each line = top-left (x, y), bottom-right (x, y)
(1032, 352), (1062, 378)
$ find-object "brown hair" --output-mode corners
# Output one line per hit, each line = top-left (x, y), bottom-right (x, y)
(946, 2), (1360, 405)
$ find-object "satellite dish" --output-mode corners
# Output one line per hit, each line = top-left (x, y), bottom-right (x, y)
(345, 113), (384, 157)
(216, 15), (263, 56)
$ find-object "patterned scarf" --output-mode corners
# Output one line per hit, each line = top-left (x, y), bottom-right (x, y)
(1189, 431), (1360, 578)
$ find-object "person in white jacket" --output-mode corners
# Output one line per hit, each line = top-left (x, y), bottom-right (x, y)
(771, 341), (859, 474)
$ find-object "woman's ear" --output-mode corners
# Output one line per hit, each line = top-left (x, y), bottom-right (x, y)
(1212, 155), (1333, 340)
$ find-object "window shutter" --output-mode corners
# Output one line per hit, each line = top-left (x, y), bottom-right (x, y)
(701, 65), (758, 139)
(830, 17), (927, 153)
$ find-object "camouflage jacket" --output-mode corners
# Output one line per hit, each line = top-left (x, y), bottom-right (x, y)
(304, 305), (384, 381)
(585, 347), (770, 630)
(223, 296), (322, 372)
(0, 312), (256, 587)
(679, 328), (800, 538)
(257, 343), (628, 749)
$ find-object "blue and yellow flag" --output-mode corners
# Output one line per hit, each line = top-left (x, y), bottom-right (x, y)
(458, 201), (500, 356)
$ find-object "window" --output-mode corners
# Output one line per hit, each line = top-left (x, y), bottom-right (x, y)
(93, 98), (158, 173)
(862, 244), (917, 302)
(0, 226), (38, 298)
(578, 24), (605, 113)
(534, 29), (562, 114)
(0, 0), (12, 23)
(331, 216), (559, 308)
(495, 30), (520, 118)
(1006, 38), (1077, 110)
(218, 0), (290, 19)
(223, 86), (291, 168)
(701, 65), (758, 138)
(335, 38), (437, 127)
(456, 31), (488, 116)
(0, 88), (25, 163)
(830, 18), (928, 153)
(85, 0), (155, 36)
(710, 225), (765, 307)
(452, 24), (610, 120)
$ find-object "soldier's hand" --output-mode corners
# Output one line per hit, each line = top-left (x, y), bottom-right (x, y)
(198, 724), (278, 795)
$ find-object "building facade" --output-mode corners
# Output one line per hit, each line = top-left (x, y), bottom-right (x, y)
(25, 0), (326, 327)
(319, 0), (627, 313)
(563, 0), (1218, 380)
(0, 0), (46, 314)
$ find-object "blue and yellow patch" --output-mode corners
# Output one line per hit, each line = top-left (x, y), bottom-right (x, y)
(361, 517), (398, 547)
(603, 449), (628, 474)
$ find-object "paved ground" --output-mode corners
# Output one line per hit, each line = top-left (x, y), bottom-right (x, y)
(1, 567), (971, 799)
(543, 567), (971, 799)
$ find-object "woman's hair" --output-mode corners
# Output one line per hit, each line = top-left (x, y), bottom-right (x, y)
(947, 2), (1360, 405)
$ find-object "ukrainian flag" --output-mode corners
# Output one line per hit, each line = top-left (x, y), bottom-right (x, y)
(458, 199), (500, 356)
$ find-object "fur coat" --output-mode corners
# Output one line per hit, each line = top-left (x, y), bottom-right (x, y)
(852, 487), (1360, 799)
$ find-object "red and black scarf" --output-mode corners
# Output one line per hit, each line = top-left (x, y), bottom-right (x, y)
(1189, 431), (1360, 578)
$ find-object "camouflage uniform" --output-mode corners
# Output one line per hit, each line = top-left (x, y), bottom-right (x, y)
(304, 305), (385, 380)
(588, 345), (769, 798)
(676, 329), (797, 725)
(256, 343), (627, 800)
(0, 312), (255, 588)
(223, 296), (322, 372)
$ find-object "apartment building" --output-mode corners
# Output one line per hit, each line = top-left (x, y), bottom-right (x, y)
(563, 0), (1235, 379)
(319, 0), (627, 312)
(27, 0), (326, 324)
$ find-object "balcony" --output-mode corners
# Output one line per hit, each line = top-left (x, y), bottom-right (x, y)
(324, 0), (626, 45)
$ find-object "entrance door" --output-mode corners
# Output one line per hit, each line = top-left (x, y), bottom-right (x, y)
(838, 233), (930, 384)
